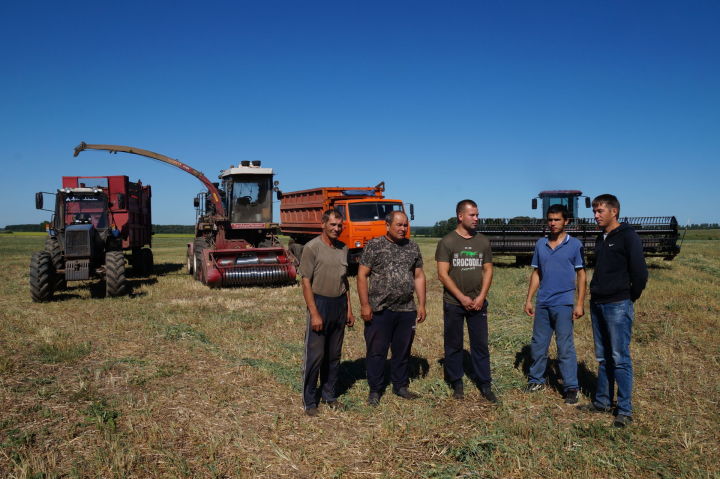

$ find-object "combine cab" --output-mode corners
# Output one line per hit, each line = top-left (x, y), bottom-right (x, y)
(73, 143), (296, 288)
(477, 190), (681, 264)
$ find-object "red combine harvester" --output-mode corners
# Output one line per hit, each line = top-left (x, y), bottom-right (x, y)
(31, 175), (152, 301)
(73, 143), (296, 287)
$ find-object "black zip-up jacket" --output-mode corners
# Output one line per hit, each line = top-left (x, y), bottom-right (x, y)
(590, 222), (648, 304)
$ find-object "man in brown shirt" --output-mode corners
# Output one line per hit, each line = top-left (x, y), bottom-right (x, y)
(435, 199), (497, 403)
(300, 209), (355, 416)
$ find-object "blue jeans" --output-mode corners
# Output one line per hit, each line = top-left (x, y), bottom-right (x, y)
(590, 299), (634, 416)
(528, 304), (578, 391)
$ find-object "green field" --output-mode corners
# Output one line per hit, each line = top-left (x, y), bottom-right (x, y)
(1, 234), (718, 478)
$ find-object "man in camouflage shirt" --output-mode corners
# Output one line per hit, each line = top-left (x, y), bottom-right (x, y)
(358, 211), (426, 406)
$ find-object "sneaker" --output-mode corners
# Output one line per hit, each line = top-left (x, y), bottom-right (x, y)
(479, 385), (498, 404)
(564, 389), (579, 405)
(576, 402), (613, 414)
(394, 386), (420, 400)
(613, 414), (633, 428)
(524, 383), (545, 393)
(305, 407), (319, 417)
(367, 391), (380, 407)
(452, 381), (464, 400)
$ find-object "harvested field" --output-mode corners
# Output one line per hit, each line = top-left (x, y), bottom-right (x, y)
(1, 232), (718, 478)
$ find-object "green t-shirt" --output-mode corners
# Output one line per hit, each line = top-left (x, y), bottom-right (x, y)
(299, 236), (348, 298)
(435, 231), (493, 306)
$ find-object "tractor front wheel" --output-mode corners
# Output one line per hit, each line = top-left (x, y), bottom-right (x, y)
(105, 251), (127, 297)
(30, 251), (55, 302)
(44, 237), (66, 290)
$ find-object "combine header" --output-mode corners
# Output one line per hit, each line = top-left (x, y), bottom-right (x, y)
(73, 143), (296, 288)
(477, 190), (681, 264)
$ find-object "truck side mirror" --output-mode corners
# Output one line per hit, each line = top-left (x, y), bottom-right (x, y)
(193, 197), (200, 208)
(116, 193), (127, 209)
(532, 198), (538, 209)
(585, 197), (591, 208)
(35, 192), (43, 209)
(409, 203), (415, 221)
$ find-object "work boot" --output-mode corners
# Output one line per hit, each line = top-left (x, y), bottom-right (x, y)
(452, 381), (464, 400)
(367, 391), (380, 407)
(613, 414), (633, 428)
(393, 387), (420, 400)
(576, 402), (613, 414)
(479, 385), (498, 404)
(564, 389), (579, 405)
(305, 407), (319, 417)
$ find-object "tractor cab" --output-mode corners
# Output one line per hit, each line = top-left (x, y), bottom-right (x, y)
(220, 161), (276, 226)
(532, 190), (591, 219)
(59, 189), (110, 230)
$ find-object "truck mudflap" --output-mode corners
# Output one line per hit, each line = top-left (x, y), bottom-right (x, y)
(206, 247), (297, 287)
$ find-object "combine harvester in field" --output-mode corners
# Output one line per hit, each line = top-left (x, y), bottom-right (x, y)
(278, 182), (413, 271)
(477, 189), (681, 265)
(74, 142), (296, 288)
(31, 175), (152, 301)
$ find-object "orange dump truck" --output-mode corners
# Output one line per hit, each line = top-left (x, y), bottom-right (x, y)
(279, 182), (413, 267)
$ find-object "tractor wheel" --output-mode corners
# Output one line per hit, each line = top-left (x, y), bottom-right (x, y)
(44, 237), (66, 290)
(105, 251), (127, 297)
(30, 251), (55, 302)
(192, 238), (207, 281)
(193, 246), (205, 282)
(186, 247), (194, 275)
(140, 248), (154, 275)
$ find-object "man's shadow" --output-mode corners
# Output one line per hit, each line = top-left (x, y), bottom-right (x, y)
(514, 344), (597, 397)
(336, 355), (430, 396)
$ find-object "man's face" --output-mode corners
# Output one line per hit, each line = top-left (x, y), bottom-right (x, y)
(322, 214), (343, 240)
(593, 203), (618, 229)
(458, 206), (479, 231)
(386, 213), (409, 241)
(546, 212), (569, 235)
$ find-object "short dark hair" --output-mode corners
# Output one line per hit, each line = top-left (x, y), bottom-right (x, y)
(385, 210), (407, 225)
(322, 208), (343, 223)
(592, 194), (620, 219)
(546, 204), (569, 220)
(456, 199), (477, 216)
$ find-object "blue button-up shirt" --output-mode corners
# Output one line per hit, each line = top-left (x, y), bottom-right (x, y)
(531, 234), (584, 307)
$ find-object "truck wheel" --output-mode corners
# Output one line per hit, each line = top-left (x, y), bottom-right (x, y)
(105, 251), (127, 297)
(141, 248), (154, 275)
(30, 251), (55, 302)
(44, 237), (66, 290)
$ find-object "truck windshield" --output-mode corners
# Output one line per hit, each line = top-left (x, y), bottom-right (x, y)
(230, 176), (272, 223)
(348, 202), (403, 221)
(64, 196), (108, 228)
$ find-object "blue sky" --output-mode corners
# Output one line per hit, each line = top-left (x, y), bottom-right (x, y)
(1, 0), (718, 227)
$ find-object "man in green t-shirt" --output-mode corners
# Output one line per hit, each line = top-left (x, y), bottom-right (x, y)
(435, 199), (497, 403)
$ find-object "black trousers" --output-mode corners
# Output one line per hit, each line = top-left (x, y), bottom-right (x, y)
(364, 309), (416, 393)
(302, 294), (347, 410)
(443, 301), (491, 386)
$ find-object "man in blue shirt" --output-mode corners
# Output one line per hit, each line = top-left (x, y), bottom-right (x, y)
(523, 204), (587, 404)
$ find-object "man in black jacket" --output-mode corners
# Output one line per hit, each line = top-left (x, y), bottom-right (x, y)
(580, 194), (648, 427)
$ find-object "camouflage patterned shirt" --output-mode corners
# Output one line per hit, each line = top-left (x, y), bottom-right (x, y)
(360, 235), (423, 312)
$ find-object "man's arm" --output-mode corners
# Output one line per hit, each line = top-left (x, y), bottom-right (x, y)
(573, 268), (586, 320)
(357, 264), (373, 322)
(437, 261), (474, 310)
(524, 268), (540, 317)
(470, 262), (493, 311)
(414, 266), (426, 323)
(627, 233), (648, 302)
(301, 277), (324, 332)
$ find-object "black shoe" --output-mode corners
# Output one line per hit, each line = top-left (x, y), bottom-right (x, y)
(564, 389), (579, 405)
(367, 391), (380, 407)
(480, 385), (498, 404)
(305, 407), (319, 417)
(452, 381), (464, 400)
(393, 387), (420, 400)
(576, 402), (613, 414)
(524, 383), (545, 393)
(613, 414), (633, 428)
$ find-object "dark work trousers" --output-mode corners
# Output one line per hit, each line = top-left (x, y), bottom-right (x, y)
(443, 301), (491, 386)
(302, 294), (347, 410)
(364, 309), (417, 393)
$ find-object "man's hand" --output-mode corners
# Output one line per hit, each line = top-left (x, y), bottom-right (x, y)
(361, 304), (373, 322)
(310, 312), (324, 332)
(470, 295), (486, 311)
(416, 305), (426, 323)
(524, 301), (535, 317)
(572, 304), (584, 320)
(459, 294), (474, 310)
(346, 312), (356, 328)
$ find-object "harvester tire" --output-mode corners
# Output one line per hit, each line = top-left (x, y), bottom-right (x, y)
(44, 237), (66, 290)
(193, 246), (205, 283)
(30, 251), (55, 302)
(140, 248), (154, 275)
(105, 251), (127, 297)
(192, 238), (207, 281)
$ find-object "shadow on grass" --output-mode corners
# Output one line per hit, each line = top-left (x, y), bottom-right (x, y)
(336, 355), (430, 397)
(514, 344), (597, 398)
